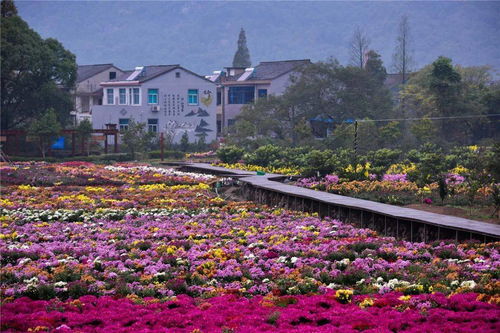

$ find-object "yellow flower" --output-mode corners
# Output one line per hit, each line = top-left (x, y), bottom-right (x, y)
(398, 295), (411, 301)
(359, 298), (374, 308)
(335, 289), (354, 304)
(468, 145), (478, 152)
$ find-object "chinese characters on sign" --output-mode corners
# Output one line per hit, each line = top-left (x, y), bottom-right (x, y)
(163, 94), (185, 117)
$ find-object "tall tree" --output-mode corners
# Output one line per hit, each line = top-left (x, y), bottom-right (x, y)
(429, 56), (462, 117)
(349, 27), (370, 69)
(365, 50), (387, 84)
(1, 0), (17, 17)
(1, 0), (76, 130)
(392, 15), (413, 84)
(232, 28), (251, 68)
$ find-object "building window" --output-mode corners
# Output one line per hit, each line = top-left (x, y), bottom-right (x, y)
(228, 119), (236, 127)
(217, 120), (222, 134)
(148, 119), (158, 133)
(148, 88), (159, 104)
(176, 72), (181, 78)
(188, 89), (198, 105)
(109, 71), (116, 80)
(119, 118), (129, 131)
(217, 91), (222, 105)
(132, 88), (140, 105)
(119, 88), (127, 104)
(258, 89), (268, 98)
(106, 88), (114, 104)
(228, 86), (254, 104)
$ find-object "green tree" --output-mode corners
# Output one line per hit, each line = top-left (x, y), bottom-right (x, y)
(1, 0), (76, 130)
(233, 59), (392, 147)
(365, 50), (387, 84)
(410, 117), (438, 145)
(121, 120), (154, 160)
(429, 57), (461, 117)
(76, 119), (93, 156)
(27, 108), (61, 158)
(1, 0), (17, 17)
(180, 131), (190, 152)
(232, 28), (251, 68)
(379, 121), (402, 147)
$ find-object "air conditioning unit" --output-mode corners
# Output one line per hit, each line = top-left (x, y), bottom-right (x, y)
(151, 105), (160, 112)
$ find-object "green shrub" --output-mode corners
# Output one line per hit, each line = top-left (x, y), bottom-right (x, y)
(217, 145), (245, 164)
(302, 150), (335, 177)
(149, 150), (185, 159)
(245, 144), (283, 167)
(365, 148), (402, 176)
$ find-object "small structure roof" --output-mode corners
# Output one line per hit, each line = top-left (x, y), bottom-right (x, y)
(77, 64), (117, 83)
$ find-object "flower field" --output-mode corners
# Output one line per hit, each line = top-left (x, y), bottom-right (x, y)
(1, 162), (499, 332)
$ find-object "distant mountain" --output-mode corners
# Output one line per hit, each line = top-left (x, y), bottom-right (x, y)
(17, 1), (500, 75)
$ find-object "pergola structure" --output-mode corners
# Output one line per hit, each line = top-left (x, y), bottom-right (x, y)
(1, 125), (119, 156)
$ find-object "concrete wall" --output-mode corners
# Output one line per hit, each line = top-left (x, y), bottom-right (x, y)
(92, 68), (217, 144)
(221, 72), (296, 128)
(74, 66), (123, 123)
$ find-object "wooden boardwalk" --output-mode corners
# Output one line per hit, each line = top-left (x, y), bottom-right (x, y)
(177, 163), (500, 242)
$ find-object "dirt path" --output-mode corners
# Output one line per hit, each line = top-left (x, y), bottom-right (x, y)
(404, 204), (499, 225)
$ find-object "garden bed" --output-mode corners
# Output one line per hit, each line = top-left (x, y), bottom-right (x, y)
(0, 162), (499, 332)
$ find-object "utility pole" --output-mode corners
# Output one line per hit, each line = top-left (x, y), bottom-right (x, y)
(354, 120), (358, 155)
(160, 132), (164, 161)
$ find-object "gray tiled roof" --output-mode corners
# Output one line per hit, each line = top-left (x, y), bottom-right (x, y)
(250, 59), (311, 80)
(135, 65), (179, 82)
(77, 64), (115, 83)
(102, 65), (213, 84)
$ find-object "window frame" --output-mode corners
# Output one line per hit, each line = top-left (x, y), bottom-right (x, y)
(148, 88), (159, 105)
(188, 89), (199, 105)
(106, 88), (114, 105)
(148, 119), (158, 133)
(119, 88), (127, 105)
(119, 118), (129, 131)
(228, 86), (255, 104)
(132, 88), (140, 105)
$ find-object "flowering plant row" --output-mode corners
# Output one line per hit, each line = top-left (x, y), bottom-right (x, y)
(296, 173), (494, 206)
(0, 162), (214, 186)
(2, 205), (499, 301)
(2, 292), (499, 332)
(212, 163), (301, 176)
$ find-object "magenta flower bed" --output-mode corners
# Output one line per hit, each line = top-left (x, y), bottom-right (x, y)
(2, 292), (499, 332)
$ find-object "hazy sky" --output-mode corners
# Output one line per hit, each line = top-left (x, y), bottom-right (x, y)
(16, 1), (500, 75)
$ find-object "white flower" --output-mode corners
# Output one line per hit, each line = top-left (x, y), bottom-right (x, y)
(356, 279), (365, 285)
(460, 280), (477, 289)
(291, 257), (298, 264)
(327, 283), (340, 289)
(54, 281), (67, 287)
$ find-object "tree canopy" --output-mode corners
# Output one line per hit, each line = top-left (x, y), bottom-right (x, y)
(232, 28), (251, 68)
(1, 0), (77, 130)
(232, 58), (393, 147)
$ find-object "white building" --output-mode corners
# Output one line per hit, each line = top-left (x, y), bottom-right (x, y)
(92, 65), (217, 144)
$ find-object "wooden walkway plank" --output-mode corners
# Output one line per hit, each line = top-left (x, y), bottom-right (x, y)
(184, 163), (500, 240)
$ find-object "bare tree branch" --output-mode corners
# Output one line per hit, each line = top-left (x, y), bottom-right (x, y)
(392, 15), (414, 84)
(349, 27), (370, 68)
